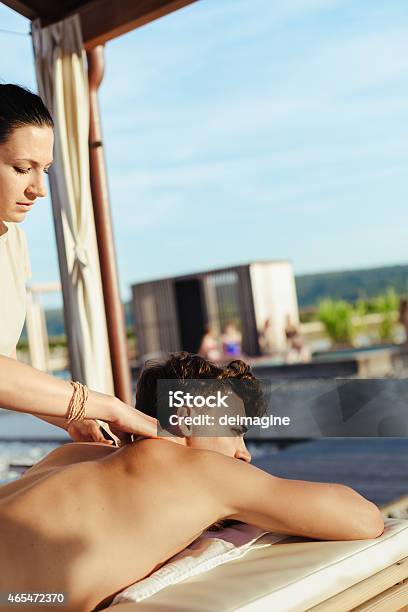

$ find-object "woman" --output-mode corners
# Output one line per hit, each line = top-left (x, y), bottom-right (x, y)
(0, 83), (156, 443)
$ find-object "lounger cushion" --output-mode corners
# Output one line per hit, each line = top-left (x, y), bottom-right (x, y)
(109, 518), (408, 611)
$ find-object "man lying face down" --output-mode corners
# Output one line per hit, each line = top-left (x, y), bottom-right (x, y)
(0, 353), (384, 612)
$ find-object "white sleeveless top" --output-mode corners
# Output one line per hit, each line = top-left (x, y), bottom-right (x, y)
(0, 222), (31, 357)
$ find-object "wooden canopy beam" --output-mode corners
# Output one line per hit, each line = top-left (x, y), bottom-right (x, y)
(1, 0), (197, 48)
(1, 0), (38, 20)
(70, 0), (196, 49)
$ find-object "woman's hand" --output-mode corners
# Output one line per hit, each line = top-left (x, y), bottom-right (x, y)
(106, 399), (159, 444)
(67, 419), (116, 445)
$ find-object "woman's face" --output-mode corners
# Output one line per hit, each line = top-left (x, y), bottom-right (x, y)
(0, 125), (54, 226)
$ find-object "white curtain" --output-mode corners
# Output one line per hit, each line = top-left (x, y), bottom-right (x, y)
(31, 15), (114, 394)
(25, 290), (49, 372)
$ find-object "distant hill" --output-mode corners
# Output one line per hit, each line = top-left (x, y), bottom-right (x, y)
(296, 264), (408, 308)
(35, 264), (408, 337)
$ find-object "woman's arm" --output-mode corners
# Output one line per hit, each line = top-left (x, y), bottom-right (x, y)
(0, 354), (114, 420)
(9, 346), (70, 431)
(0, 355), (158, 438)
(9, 346), (116, 441)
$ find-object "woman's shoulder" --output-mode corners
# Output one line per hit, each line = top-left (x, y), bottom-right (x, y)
(3, 221), (27, 248)
(3, 222), (32, 279)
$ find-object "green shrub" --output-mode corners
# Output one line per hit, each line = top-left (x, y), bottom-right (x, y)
(317, 299), (356, 345)
(373, 288), (399, 342)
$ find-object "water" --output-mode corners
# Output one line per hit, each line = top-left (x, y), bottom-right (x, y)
(0, 440), (63, 484)
(0, 409), (70, 440)
(0, 409), (69, 483)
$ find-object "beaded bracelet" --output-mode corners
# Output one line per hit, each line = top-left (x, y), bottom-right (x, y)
(66, 381), (89, 423)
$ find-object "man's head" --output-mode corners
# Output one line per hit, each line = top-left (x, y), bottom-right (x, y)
(136, 352), (267, 463)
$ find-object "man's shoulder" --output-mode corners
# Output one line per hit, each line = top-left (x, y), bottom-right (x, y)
(125, 439), (248, 479)
(126, 438), (216, 466)
(122, 439), (269, 492)
(117, 439), (278, 520)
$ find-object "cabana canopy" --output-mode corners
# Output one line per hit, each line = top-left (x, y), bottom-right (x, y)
(2, 1), (195, 47)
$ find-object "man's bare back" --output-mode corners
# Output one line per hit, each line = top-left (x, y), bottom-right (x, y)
(0, 439), (230, 611)
(0, 438), (384, 612)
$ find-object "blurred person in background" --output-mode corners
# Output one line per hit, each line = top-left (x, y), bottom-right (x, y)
(399, 298), (408, 344)
(258, 318), (274, 355)
(285, 315), (311, 364)
(221, 320), (242, 358)
(198, 324), (222, 361)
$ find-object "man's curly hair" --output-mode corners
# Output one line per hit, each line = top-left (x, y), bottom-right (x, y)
(136, 351), (266, 420)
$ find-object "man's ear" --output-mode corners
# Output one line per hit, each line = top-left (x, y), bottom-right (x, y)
(177, 405), (195, 437)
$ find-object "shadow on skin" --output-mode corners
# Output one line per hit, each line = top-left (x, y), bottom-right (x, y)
(0, 512), (89, 612)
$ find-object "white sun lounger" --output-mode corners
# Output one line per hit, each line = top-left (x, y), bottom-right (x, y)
(108, 518), (408, 612)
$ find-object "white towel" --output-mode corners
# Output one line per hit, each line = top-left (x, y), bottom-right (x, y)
(110, 523), (285, 606)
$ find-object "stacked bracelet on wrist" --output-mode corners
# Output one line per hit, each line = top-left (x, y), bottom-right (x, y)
(66, 381), (89, 424)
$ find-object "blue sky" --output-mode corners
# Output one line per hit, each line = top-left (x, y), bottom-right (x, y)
(1, 0), (407, 308)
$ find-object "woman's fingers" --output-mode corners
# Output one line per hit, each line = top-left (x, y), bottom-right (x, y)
(93, 428), (113, 444)
(107, 427), (131, 443)
(66, 424), (82, 441)
(67, 419), (114, 443)
(108, 402), (159, 438)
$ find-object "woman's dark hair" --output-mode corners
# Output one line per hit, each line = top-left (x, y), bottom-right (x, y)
(0, 83), (53, 145)
(136, 351), (267, 420)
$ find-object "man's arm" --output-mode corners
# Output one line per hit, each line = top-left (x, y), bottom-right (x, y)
(207, 453), (384, 541)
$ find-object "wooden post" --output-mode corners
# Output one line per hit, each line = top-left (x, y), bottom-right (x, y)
(87, 45), (132, 404)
